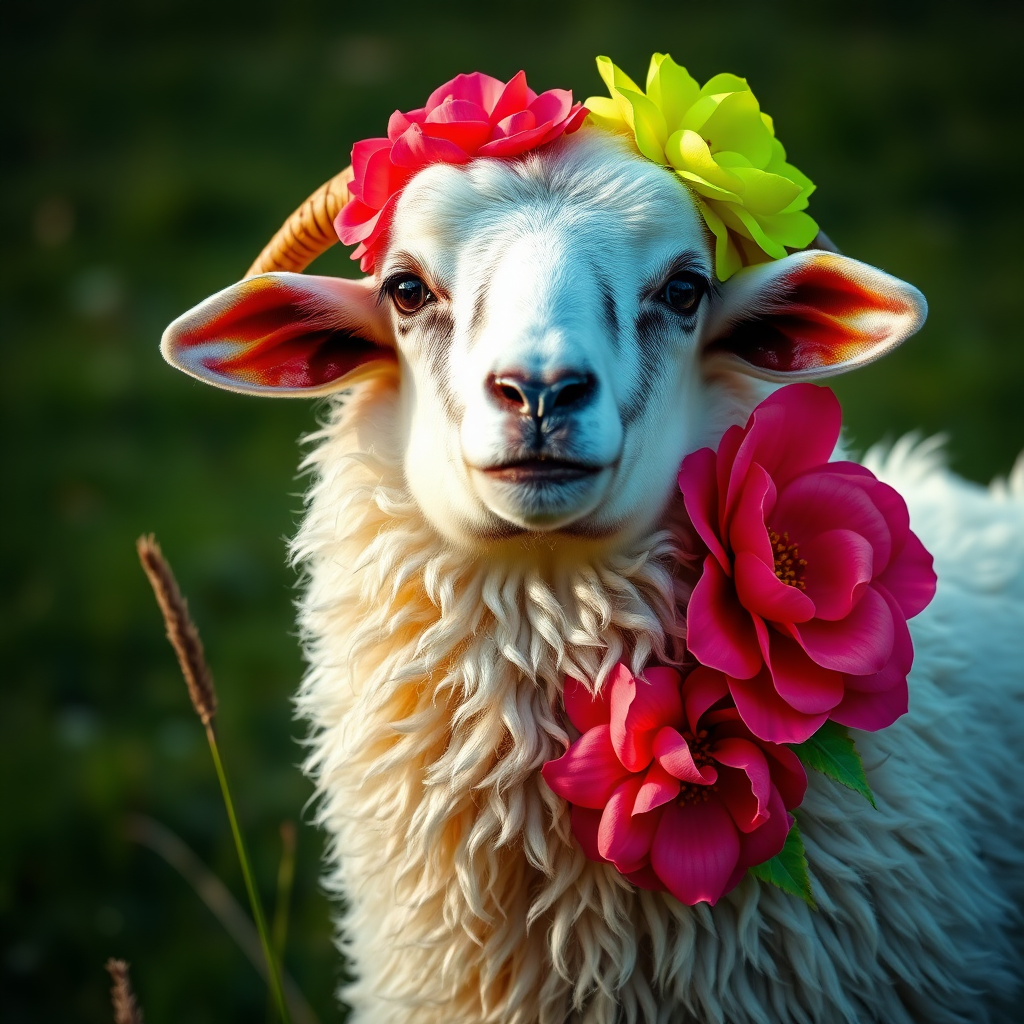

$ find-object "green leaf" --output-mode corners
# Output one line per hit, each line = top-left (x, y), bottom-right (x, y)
(749, 821), (816, 909)
(791, 720), (877, 808)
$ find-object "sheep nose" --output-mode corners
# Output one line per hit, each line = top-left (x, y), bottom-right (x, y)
(488, 371), (597, 420)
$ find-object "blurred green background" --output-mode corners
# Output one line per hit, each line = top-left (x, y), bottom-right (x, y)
(2, 0), (1022, 1020)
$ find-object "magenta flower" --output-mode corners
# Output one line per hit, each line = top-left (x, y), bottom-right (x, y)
(336, 71), (587, 272)
(542, 664), (806, 906)
(679, 384), (937, 744)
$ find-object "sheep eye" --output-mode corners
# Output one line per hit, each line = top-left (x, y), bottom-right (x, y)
(662, 273), (704, 314)
(391, 275), (432, 314)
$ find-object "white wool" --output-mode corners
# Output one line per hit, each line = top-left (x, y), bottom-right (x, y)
(293, 375), (1024, 1024)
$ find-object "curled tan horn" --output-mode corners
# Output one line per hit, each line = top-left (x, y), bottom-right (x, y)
(245, 165), (354, 278)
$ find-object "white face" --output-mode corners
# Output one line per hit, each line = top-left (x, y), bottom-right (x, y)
(379, 132), (722, 547)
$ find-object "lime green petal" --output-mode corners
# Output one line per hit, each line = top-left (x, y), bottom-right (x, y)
(583, 96), (628, 131)
(680, 94), (721, 134)
(596, 56), (641, 97)
(701, 72), (749, 97)
(677, 170), (743, 203)
(765, 139), (816, 196)
(761, 111), (775, 136)
(717, 203), (788, 259)
(645, 53), (664, 91)
(757, 210), (820, 249)
(729, 167), (803, 215)
(646, 53), (700, 129)
(713, 150), (754, 169)
(700, 199), (744, 280)
(618, 88), (669, 163)
(700, 89), (774, 167)
(666, 130), (744, 191)
(714, 202), (754, 242)
(737, 234), (775, 267)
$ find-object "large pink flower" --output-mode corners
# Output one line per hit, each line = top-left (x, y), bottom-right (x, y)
(336, 71), (587, 272)
(542, 664), (806, 906)
(679, 384), (937, 744)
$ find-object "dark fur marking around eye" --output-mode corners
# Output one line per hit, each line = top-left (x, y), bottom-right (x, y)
(621, 306), (672, 427)
(469, 279), (490, 341)
(418, 305), (461, 421)
(595, 270), (620, 353)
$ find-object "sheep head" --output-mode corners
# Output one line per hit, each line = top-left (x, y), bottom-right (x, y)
(161, 130), (925, 550)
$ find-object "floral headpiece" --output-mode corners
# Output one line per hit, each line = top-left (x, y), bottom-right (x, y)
(337, 71), (586, 273)
(337, 56), (817, 280)
(586, 54), (818, 280)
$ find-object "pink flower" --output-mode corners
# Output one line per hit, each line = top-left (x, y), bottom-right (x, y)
(336, 71), (587, 273)
(679, 384), (937, 745)
(542, 664), (806, 906)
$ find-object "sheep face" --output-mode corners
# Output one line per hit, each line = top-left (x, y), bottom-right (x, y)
(161, 131), (927, 551)
(382, 132), (717, 544)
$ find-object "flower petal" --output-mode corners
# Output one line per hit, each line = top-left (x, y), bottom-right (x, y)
(653, 726), (718, 785)
(710, 737), (771, 829)
(729, 666), (828, 744)
(651, 799), (741, 906)
(569, 805), (605, 863)
(843, 584), (913, 693)
(687, 557), (764, 679)
(726, 463), (776, 565)
(792, 584), (894, 675)
(679, 447), (730, 573)
(624, 864), (666, 891)
(426, 71), (505, 114)
(610, 666), (684, 772)
(736, 786), (791, 869)
(478, 122), (559, 156)
(727, 384), (841, 505)
(489, 70), (529, 123)
(876, 529), (936, 620)
(634, 760), (682, 814)
(527, 87), (574, 126)
(390, 123), (472, 167)
(563, 673), (611, 734)
(772, 473), (892, 570)
(799, 528), (875, 621)
(829, 676), (907, 732)
(760, 742), (807, 810)
(735, 550), (816, 623)
(682, 666), (730, 732)
(541, 725), (631, 809)
(767, 632), (845, 714)
(599, 776), (661, 873)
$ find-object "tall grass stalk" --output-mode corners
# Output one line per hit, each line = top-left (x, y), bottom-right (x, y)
(137, 534), (292, 1024)
(272, 821), (297, 963)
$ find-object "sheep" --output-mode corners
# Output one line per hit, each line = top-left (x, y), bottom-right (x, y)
(161, 122), (1024, 1023)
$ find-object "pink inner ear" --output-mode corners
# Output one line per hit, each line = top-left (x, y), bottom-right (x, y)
(711, 258), (917, 374)
(171, 276), (393, 391)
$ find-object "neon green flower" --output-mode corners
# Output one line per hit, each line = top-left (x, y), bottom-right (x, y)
(586, 54), (818, 280)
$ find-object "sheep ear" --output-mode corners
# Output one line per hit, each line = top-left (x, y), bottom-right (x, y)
(703, 250), (927, 380)
(161, 273), (395, 396)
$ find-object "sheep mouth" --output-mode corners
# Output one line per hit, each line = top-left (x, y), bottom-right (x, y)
(480, 458), (605, 485)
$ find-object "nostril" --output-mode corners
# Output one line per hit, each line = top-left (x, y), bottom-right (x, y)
(489, 374), (530, 412)
(551, 374), (596, 410)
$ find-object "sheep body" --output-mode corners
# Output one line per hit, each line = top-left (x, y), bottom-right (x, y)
(294, 375), (1024, 1024)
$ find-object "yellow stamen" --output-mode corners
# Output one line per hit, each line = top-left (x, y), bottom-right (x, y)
(769, 529), (807, 590)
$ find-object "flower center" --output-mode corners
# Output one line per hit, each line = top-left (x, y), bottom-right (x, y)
(677, 729), (717, 805)
(770, 529), (807, 589)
